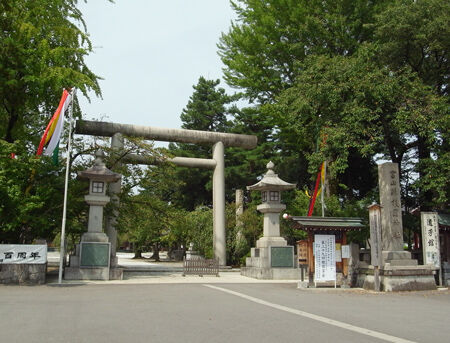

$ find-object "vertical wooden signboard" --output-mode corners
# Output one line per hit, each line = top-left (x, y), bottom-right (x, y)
(421, 212), (441, 284)
(369, 204), (382, 291)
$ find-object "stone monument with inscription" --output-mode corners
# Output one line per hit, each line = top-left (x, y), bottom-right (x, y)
(241, 162), (299, 280)
(361, 163), (436, 291)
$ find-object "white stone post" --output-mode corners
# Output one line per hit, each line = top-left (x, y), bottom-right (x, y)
(212, 141), (226, 266)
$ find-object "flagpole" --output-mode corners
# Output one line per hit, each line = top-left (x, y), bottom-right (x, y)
(321, 161), (326, 217)
(58, 88), (76, 284)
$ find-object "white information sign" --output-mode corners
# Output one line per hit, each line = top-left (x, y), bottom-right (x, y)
(335, 249), (342, 262)
(314, 235), (336, 282)
(421, 212), (440, 268)
(341, 245), (350, 259)
(0, 245), (47, 264)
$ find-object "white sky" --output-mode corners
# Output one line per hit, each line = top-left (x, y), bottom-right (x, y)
(78, 0), (236, 132)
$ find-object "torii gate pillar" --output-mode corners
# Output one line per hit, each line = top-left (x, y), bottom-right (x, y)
(212, 141), (226, 265)
(105, 133), (123, 267)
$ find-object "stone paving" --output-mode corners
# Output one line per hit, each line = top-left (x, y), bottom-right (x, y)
(46, 251), (299, 285)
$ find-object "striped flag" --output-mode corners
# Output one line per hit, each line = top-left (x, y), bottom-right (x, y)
(307, 162), (325, 216)
(36, 89), (73, 157)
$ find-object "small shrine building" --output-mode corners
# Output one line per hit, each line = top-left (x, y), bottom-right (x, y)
(290, 216), (364, 286)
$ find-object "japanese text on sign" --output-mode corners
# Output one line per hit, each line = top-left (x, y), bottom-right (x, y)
(314, 235), (336, 282)
(0, 245), (47, 264)
(421, 213), (440, 268)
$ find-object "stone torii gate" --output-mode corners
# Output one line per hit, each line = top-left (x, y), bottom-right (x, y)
(75, 120), (257, 266)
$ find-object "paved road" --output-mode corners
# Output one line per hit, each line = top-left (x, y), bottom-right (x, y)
(1, 283), (449, 343)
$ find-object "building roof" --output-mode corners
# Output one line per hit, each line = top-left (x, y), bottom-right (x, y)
(289, 216), (365, 231)
(439, 213), (450, 231)
(247, 161), (296, 191)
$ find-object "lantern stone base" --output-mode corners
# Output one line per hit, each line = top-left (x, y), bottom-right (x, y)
(65, 242), (123, 281)
(241, 237), (299, 280)
(64, 266), (110, 280)
(81, 232), (109, 242)
(357, 264), (436, 292)
(64, 266), (123, 281)
(256, 236), (288, 248)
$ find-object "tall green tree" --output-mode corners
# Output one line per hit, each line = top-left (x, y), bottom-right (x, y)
(218, 0), (390, 202)
(374, 0), (450, 97)
(218, 0), (389, 103)
(0, 1), (104, 242)
(0, 0), (101, 145)
(373, 0), (450, 208)
(219, 0), (449, 211)
(168, 77), (236, 209)
(274, 51), (448, 207)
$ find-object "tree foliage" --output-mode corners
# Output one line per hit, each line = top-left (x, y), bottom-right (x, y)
(374, 0), (450, 96)
(220, 0), (449, 210)
(0, 140), (88, 243)
(218, 0), (389, 103)
(0, 0), (101, 145)
(0, 1), (103, 243)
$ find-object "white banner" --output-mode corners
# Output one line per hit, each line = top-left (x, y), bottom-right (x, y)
(314, 235), (336, 281)
(421, 212), (440, 268)
(0, 245), (47, 264)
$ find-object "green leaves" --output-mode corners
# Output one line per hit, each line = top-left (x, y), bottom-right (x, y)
(220, 0), (449, 209)
(0, 0), (101, 144)
(219, 0), (388, 103)
(374, 0), (450, 95)
(0, 1), (105, 243)
(0, 140), (64, 242)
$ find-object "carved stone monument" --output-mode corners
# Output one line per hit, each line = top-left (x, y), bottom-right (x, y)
(362, 163), (436, 291)
(65, 150), (123, 280)
(241, 162), (299, 279)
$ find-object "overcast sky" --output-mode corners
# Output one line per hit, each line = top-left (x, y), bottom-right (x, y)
(78, 0), (236, 132)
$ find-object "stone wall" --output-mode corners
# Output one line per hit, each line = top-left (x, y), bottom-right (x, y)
(0, 264), (46, 284)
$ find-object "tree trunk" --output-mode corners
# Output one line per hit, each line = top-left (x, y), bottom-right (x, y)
(5, 110), (19, 143)
(417, 135), (432, 210)
(133, 249), (142, 259)
(150, 243), (160, 261)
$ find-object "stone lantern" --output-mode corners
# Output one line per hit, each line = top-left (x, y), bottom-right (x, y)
(242, 161), (299, 280)
(65, 149), (122, 281)
(77, 149), (121, 243)
(247, 161), (296, 247)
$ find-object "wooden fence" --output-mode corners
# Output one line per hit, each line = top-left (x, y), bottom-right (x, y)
(182, 257), (219, 277)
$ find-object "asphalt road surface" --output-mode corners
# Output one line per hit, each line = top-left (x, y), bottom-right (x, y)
(1, 283), (449, 343)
